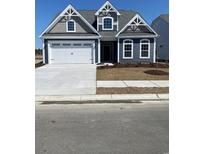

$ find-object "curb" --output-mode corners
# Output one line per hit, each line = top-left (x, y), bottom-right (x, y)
(36, 94), (169, 102)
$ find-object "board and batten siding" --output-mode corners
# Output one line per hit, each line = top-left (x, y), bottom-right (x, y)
(119, 38), (155, 64)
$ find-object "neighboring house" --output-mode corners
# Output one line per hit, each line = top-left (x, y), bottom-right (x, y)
(40, 1), (158, 64)
(151, 14), (169, 62)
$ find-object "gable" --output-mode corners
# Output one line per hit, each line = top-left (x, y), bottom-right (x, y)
(48, 16), (95, 34)
(116, 14), (158, 37)
(40, 5), (100, 37)
(95, 1), (120, 16)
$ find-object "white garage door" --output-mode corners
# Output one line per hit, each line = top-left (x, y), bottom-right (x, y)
(49, 41), (94, 64)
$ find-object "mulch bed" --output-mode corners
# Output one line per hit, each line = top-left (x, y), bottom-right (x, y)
(144, 70), (169, 75)
(97, 87), (169, 94)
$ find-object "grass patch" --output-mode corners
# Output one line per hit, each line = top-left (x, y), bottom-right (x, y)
(41, 100), (143, 105)
(97, 87), (169, 94)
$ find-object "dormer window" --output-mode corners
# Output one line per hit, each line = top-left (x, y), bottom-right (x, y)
(66, 20), (76, 32)
(102, 17), (113, 30)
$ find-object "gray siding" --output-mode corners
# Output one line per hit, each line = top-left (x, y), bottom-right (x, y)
(98, 12), (118, 22)
(119, 38), (154, 64)
(44, 39), (98, 64)
(99, 25), (117, 31)
(152, 19), (169, 60)
(48, 16), (94, 34)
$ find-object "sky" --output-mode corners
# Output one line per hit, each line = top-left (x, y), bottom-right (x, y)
(35, 0), (169, 49)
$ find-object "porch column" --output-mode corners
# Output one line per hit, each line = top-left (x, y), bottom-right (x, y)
(98, 39), (101, 63)
(153, 38), (156, 63)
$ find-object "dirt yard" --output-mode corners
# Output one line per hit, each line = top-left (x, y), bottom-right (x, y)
(97, 65), (169, 80)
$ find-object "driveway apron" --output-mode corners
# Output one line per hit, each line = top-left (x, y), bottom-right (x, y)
(35, 64), (96, 95)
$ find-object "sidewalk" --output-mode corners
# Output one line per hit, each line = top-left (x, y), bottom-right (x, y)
(97, 80), (169, 88)
(36, 94), (169, 102)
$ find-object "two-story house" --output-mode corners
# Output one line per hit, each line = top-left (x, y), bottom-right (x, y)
(40, 1), (158, 64)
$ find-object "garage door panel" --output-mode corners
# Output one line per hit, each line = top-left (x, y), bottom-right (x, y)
(51, 48), (71, 64)
(72, 48), (92, 64)
(49, 42), (94, 64)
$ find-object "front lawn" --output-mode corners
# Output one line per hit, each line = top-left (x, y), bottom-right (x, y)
(97, 87), (169, 94)
(97, 64), (169, 80)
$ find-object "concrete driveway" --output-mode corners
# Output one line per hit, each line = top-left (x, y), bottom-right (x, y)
(35, 64), (96, 96)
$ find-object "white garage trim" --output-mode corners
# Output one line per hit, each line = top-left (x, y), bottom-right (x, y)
(48, 43), (51, 64)
(42, 39), (45, 64)
(48, 40), (96, 64)
(98, 39), (101, 63)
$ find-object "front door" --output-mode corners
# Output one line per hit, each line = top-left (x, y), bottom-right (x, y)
(101, 41), (117, 63)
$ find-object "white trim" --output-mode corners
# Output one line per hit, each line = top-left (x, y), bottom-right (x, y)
(118, 35), (157, 38)
(140, 39), (150, 59)
(153, 38), (156, 63)
(40, 4), (100, 37)
(42, 39), (45, 64)
(116, 14), (158, 37)
(97, 17), (99, 31)
(123, 39), (133, 59)
(117, 16), (119, 31)
(117, 38), (120, 62)
(42, 36), (100, 39)
(48, 40), (95, 45)
(92, 42), (96, 64)
(102, 17), (114, 30)
(48, 43), (51, 64)
(66, 20), (76, 32)
(95, 1), (121, 16)
(98, 39), (101, 63)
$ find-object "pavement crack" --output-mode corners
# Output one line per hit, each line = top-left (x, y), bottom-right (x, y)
(149, 80), (160, 87)
(156, 94), (161, 99)
(122, 80), (129, 87)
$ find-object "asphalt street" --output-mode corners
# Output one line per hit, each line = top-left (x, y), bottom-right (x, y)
(36, 102), (169, 154)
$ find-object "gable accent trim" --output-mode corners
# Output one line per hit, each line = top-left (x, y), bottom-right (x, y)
(95, 1), (121, 16)
(115, 14), (158, 37)
(40, 4), (101, 37)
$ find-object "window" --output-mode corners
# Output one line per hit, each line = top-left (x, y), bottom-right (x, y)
(67, 20), (76, 32)
(51, 43), (60, 47)
(140, 39), (150, 58)
(83, 43), (92, 47)
(73, 43), (81, 46)
(103, 17), (113, 30)
(62, 43), (71, 46)
(123, 39), (133, 59)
